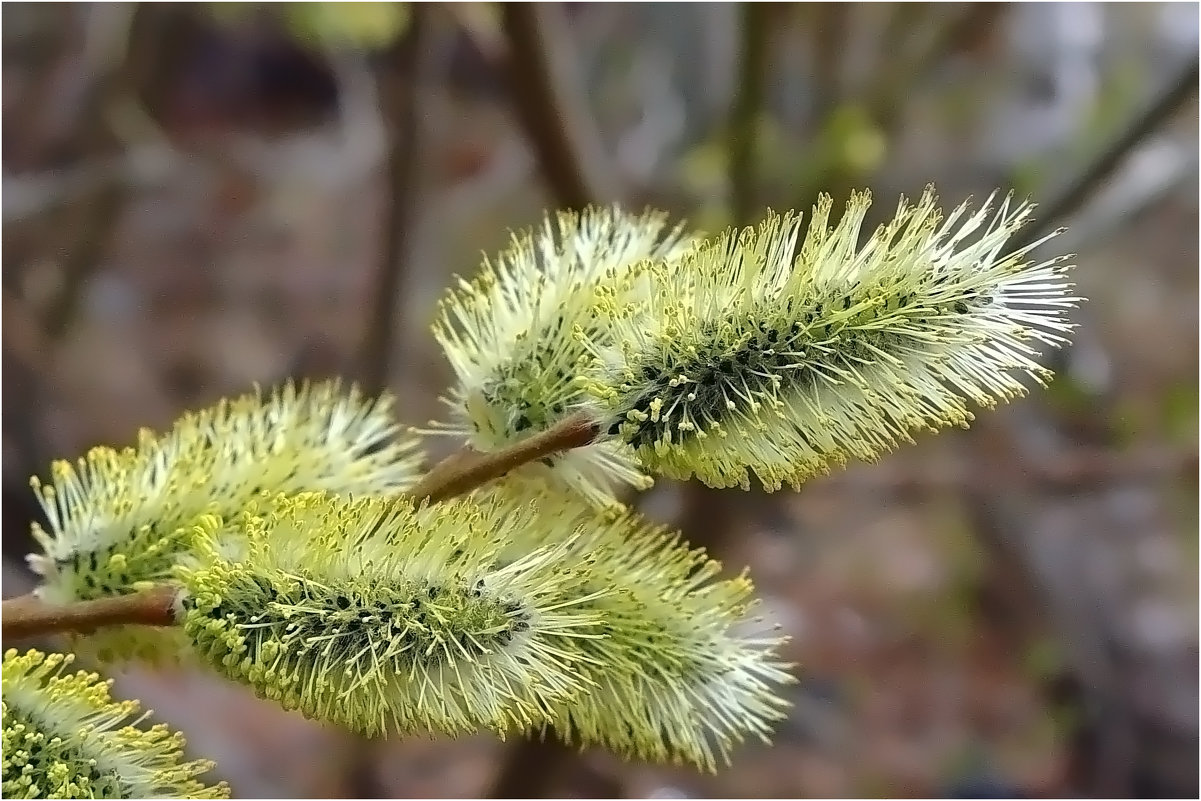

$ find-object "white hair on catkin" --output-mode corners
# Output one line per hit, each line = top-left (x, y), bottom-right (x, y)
(582, 187), (1080, 491)
(486, 488), (794, 770)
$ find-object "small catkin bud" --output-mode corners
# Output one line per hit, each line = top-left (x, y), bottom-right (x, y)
(430, 206), (696, 507)
(582, 188), (1081, 491)
(27, 379), (424, 664)
(488, 489), (794, 771)
(174, 492), (607, 739)
(2, 648), (228, 799)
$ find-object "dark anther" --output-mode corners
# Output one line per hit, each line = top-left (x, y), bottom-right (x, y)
(335, 595), (351, 610)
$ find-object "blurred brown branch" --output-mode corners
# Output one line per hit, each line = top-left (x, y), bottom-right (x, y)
(499, 3), (618, 210)
(358, 7), (430, 397)
(728, 3), (771, 225)
(1013, 55), (1200, 252)
(38, 4), (174, 340)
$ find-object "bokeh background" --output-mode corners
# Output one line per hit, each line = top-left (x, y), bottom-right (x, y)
(3, 3), (1197, 798)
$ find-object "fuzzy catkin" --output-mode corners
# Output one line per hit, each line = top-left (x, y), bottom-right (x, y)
(582, 188), (1080, 491)
(431, 206), (696, 507)
(174, 492), (609, 739)
(487, 489), (794, 770)
(27, 379), (424, 663)
(2, 649), (228, 799)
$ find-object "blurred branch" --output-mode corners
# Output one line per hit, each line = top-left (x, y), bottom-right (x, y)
(39, 3), (171, 340)
(499, 3), (618, 210)
(794, 4), (1005, 218)
(1, 586), (178, 640)
(728, 2), (771, 224)
(358, 7), (433, 397)
(864, 4), (1003, 129)
(809, 4), (849, 123)
(878, 3), (933, 59)
(1013, 56), (1200, 252)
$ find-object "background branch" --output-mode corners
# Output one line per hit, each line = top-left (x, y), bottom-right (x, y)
(499, 3), (617, 210)
(1012, 55), (1199, 252)
(358, 7), (430, 397)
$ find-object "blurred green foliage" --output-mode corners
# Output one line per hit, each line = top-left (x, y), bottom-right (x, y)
(210, 2), (411, 50)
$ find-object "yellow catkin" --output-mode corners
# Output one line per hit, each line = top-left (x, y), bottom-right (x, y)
(582, 188), (1080, 490)
(2, 649), (228, 799)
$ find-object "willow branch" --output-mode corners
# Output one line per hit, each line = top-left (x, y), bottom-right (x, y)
(407, 411), (601, 504)
(1, 585), (178, 641)
(728, 2), (771, 225)
(499, 3), (617, 210)
(359, 7), (432, 397)
(1013, 55), (1200, 252)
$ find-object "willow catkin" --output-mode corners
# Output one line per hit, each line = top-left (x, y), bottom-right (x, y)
(486, 488), (794, 770)
(2, 649), (228, 799)
(582, 188), (1080, 491)
(174, 492), (609, 739)
(27, 379), (424, 662)
(431, 206), (696, 507)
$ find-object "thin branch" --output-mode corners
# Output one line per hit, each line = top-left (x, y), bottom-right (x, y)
(728, 2), (771, 225)
(1013, 55), (1200, 252)
(809, 3), (849, 124)
(499, 3), (617, 210)
(1, 585), (178, 641)
(866, 3), (1003, 130)
(359, 8), (430, 397)
(794, 4), (1005, 218)
(40, 3), (169, 339)
(407, 412), (600, 504)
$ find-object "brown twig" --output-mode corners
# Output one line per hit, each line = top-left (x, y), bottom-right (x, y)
(1012, 55), (1200, 252)
(499, 3), (617, 211)
(358, 7), (430, 397)
(728, 2), (771, 225)
(407, 412), (600, 504)
(1, 585), (178, 641)
(41, 4), (170, 340)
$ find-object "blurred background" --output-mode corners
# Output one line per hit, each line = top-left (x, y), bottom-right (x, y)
(2, 2), (1197, 798)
